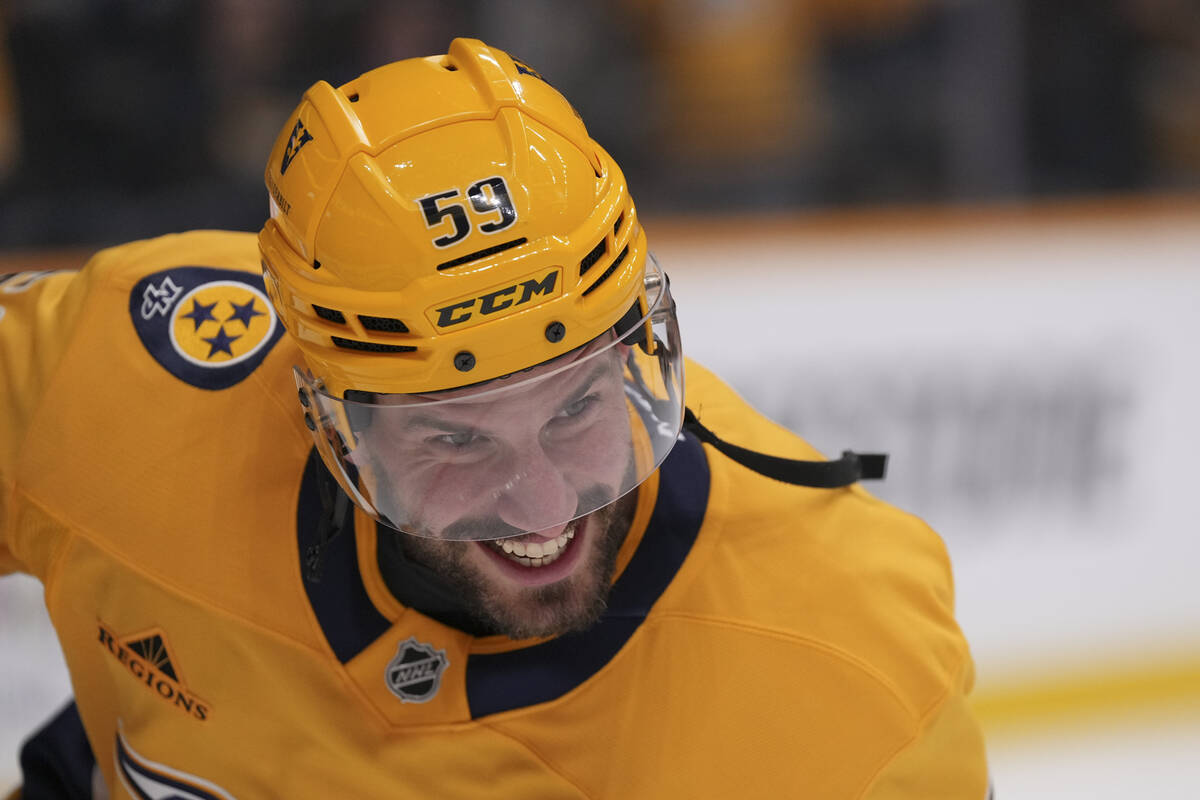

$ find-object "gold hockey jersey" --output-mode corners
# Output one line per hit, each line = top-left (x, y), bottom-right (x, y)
(1, 231), (989, 799)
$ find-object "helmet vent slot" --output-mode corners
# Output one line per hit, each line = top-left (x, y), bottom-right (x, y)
(347, 93), (360, 103)
(312, 304), (347, 324)
(358, 315), (409, 333)
(437, 237), (528, 271)
(581, 244), (629, 297)
(614, 213), (624, 236)
(332, 336), (416, 354)
(579, 238), (607, 277)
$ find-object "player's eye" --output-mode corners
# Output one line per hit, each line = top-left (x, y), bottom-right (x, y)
(557, 393), (599, 419)
(429, 431), (486, 449)
(422, 428), (497, 463)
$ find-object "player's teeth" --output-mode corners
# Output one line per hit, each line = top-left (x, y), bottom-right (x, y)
(489, 520), (581, 567)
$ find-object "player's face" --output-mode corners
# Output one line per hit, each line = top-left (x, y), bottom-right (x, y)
(362, 344), (638, 637)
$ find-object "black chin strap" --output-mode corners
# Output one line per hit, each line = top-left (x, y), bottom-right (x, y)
(305, 462), (350, 583)
(682, 408), (887, 489)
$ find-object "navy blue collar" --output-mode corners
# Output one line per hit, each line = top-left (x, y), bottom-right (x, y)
(295, 453), (390, 662)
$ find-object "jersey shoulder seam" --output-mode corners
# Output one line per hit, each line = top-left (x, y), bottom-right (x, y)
(647, 609), (973, 800)
(12, 480), (326, 659)
(9, 268), (93, 569)
(476, 721), (595, 799)
(853, 655), (971, 799)
(649, 610), (956, 722)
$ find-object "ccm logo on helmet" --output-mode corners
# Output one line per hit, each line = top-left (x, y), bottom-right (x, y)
(431, 268), (560, 329)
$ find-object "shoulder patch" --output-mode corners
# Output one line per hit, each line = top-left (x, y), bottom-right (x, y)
(129, 267), (284, 390)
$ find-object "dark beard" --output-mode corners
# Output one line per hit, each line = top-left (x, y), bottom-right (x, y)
(397, 490), (637, 639)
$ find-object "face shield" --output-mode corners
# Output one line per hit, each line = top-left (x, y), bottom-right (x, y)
(295, 257), (683, 541)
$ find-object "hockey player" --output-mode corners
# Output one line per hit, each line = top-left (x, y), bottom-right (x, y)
(1, 39), (989, 799)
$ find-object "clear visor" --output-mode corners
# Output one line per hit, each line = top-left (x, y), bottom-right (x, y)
(295, 258), (683, 541)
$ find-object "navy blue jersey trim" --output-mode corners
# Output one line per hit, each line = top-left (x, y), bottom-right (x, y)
(18, 700), (96, 800)
(465, 431), (710, 718)
(296, 450), (391, 663)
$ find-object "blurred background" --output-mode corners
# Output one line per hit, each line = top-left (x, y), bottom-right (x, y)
(1, 0), (1199, 244)
(2, 0), (1199, 796)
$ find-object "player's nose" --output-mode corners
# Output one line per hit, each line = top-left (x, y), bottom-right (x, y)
(495, 442), (578, 533)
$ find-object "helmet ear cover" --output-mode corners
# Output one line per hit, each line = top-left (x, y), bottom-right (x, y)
(616, 287), (657, 355)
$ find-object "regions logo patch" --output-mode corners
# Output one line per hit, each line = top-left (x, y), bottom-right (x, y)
(116, 724), (238, 800)
(385, 637), (449, 704)
(98, 622), (211, 721)
(130, 267), (284, 390)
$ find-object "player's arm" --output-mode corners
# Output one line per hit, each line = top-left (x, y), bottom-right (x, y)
(9, 700), (98, 800)
(0, 263), (91, 576)
(861, 663), (992, 799)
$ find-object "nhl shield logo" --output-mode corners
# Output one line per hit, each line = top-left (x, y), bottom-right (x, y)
(385, 637), (449, 704)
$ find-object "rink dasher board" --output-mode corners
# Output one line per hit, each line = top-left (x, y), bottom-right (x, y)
(654, 210), (1200, 695)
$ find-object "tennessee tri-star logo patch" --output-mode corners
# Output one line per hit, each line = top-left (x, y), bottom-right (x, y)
(385, 637), (449, 703)
(129, 267), (284, 390)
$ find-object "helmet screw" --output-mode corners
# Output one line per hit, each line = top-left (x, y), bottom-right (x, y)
(454, 351), (476, 372)
(545, 321), (566, 343)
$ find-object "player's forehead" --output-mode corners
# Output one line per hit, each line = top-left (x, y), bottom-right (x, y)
(373, 333), (616, 408)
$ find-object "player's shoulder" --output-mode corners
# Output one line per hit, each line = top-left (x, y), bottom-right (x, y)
(683, 358), (826, 461)
(80, 229), (291, 393)
(677, 358), (970, 715)
(85, 230), (262, 284)
(56, 229), (268, 359)
(1, 231), (275, 472)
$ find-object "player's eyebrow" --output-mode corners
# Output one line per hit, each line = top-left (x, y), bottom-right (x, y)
(402, 415), (478, 434)
(556, 363), (614, 409)
(400, 361), (616, 434)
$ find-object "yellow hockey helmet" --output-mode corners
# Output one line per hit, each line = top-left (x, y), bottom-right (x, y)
(258, 37), (649, 397)
(258, 40), (684, 540)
